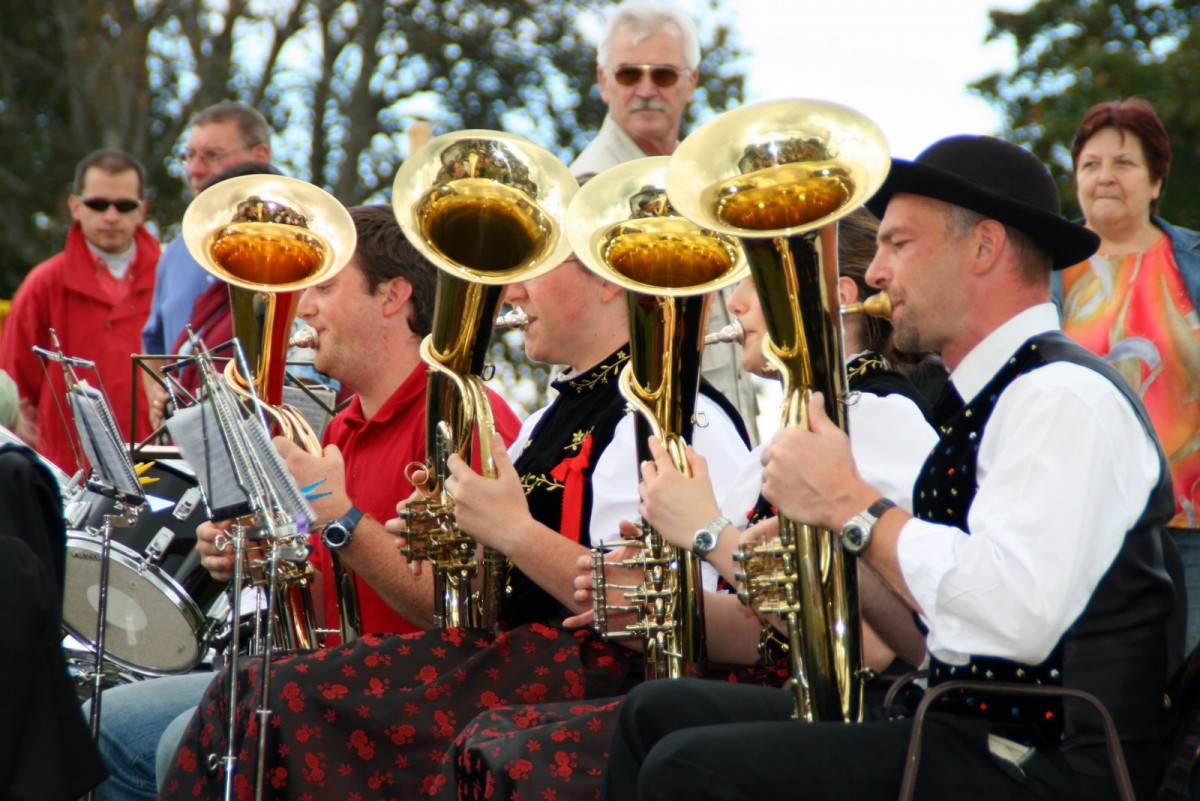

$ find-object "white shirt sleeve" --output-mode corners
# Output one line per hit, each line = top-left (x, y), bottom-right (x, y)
(589, 394), (751, 591)
(848, 392), (938, 514)
(897, 362), (1161, 664)
(718, 392), (937, 525)
(589, 393), (751, 548)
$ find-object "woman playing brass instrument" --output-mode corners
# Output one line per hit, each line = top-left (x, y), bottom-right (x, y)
(449, 209), (939, 801)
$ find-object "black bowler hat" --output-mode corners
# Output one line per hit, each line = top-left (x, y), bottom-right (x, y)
(865, 135), (1100, 270)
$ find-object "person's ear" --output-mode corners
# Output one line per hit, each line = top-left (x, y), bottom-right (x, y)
(596, 275), (624, 303)
(973, 219), (1005, 275)
(381, 276), (413, 317)
(838, 275), (859, 306)
(683, 68), (699, 102)
(597, 65), (610, 105)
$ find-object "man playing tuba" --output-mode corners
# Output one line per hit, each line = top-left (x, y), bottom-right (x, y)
(89, 205), (524, 801)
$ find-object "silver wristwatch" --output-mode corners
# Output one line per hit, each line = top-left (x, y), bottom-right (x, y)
(692, 516), (731, 560)
(839, 498), (897, 556)
(322, 504), (364, 551)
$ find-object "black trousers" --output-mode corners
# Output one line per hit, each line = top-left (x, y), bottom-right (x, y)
(602, 678), (1127, 801)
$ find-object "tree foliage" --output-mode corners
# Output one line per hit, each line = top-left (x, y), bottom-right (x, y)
(0, 0), (745, 299)
(972, 0), (1200, 226)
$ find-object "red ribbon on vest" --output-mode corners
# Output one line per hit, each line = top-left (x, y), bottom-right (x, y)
(549, 433), (594, 542)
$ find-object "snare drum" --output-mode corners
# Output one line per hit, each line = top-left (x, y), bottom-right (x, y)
(61, 456), (227, 675)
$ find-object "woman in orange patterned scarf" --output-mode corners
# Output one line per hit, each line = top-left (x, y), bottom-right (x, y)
(1059, 96), (1200, 650)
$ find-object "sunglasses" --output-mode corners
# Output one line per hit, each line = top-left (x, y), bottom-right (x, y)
(79, 197), (142, 213)
(612, 64), (687, 88)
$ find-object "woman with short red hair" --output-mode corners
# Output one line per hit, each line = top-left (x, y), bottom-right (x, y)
(1060, 96), (1200, 650)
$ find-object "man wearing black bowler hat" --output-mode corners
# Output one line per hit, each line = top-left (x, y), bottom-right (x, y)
(601, 135), (1181, 801)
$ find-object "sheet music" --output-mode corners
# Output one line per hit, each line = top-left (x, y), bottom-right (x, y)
(239, 412), (317, 530)
(68, 383), (144, 502)
(166, 401), (252, 520)
(281, 384), (336, 441)
(166, 399), (316, 529)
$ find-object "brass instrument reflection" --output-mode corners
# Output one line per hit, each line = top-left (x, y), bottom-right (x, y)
(666, 99), (891, 722)
(392, 131), (576, 630)
(567, 157), (747, 680)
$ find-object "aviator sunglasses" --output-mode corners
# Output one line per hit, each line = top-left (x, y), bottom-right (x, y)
(612, 64), (687, 88)
(79, 197), (143, 213)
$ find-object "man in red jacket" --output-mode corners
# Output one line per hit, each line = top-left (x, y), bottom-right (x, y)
(0, 149), (159, 472)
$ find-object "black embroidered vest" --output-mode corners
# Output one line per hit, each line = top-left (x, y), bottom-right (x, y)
(502, 347), (632, 627)
(502, 346), (749, 627)
(916, 332), (1176, 774)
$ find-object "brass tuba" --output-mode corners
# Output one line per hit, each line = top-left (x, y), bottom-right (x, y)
(666, 99), (891, 721)
(567, 157), (747, 679)
(392, 130), (576, 630)
(182, 174), (361, 649)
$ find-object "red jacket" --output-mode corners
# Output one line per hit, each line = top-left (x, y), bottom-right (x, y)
(0, 223), (159, 472)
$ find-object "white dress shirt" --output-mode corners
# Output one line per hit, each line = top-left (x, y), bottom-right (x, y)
(720, 390), (937, 524)
(898, 303), (1162, 665)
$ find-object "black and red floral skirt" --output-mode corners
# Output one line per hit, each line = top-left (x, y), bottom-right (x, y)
(448, 661), (790, 801)
(160, 623), (637, 800)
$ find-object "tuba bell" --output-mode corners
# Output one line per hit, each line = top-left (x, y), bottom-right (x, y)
(566, 156), (747, 679)
(182, 174), (362, 649)
(392, 130), (576, 630)
(666, 99), (891, 721)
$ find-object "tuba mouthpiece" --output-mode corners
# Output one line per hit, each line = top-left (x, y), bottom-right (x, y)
(704, 319), (744, 346)
(289, 325), (319, 349)
(494, 306), (529, 331)
(841, 292), (892, 320)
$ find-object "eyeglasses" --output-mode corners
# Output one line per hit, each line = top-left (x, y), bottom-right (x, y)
(78, 197), (142, 213)
(178, 145), (253, 166)
(612, 64), (688, 88)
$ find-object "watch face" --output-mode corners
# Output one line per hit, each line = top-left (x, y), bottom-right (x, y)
(324, 523), (349, 549)
(694, 530), (716, 555)
(842, 523), (867, 553)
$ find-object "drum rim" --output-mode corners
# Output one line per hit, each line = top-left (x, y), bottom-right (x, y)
(62, 531), (210, 675)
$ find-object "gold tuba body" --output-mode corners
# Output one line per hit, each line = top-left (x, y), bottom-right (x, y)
(182, 174), (361, 649)
(567, 157), (747, 679)
(392, 130), (576, 630)
(666, 99), (891, 720)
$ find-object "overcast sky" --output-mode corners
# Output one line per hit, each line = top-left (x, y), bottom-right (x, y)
(727, 0), (1035, 158)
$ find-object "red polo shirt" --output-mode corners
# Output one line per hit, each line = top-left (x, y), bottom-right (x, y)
(312, 362), (523, 636)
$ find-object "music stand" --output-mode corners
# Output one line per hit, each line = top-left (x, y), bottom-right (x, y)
(35, 340), (150, 745)
(163, 334), (316, 800)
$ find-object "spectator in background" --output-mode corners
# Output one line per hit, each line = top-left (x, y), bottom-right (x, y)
(571, 0), (759, 440)
(1057, 97), (1200, 651)
(0, 149), (159, 472)
(141, 101), (271, 358)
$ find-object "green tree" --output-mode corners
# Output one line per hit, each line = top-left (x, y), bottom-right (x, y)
(972, 0), (1200, 226)
(0, 0), (745, 302)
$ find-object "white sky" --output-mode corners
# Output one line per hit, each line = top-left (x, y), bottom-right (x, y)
(708, 0), (1035, 437)
(727, 0), (1034, 159)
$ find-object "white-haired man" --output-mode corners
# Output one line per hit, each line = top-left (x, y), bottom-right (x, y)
(571, 0), (758, 440)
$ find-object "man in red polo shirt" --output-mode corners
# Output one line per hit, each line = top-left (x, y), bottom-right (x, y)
(89, 203), (522, 801)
